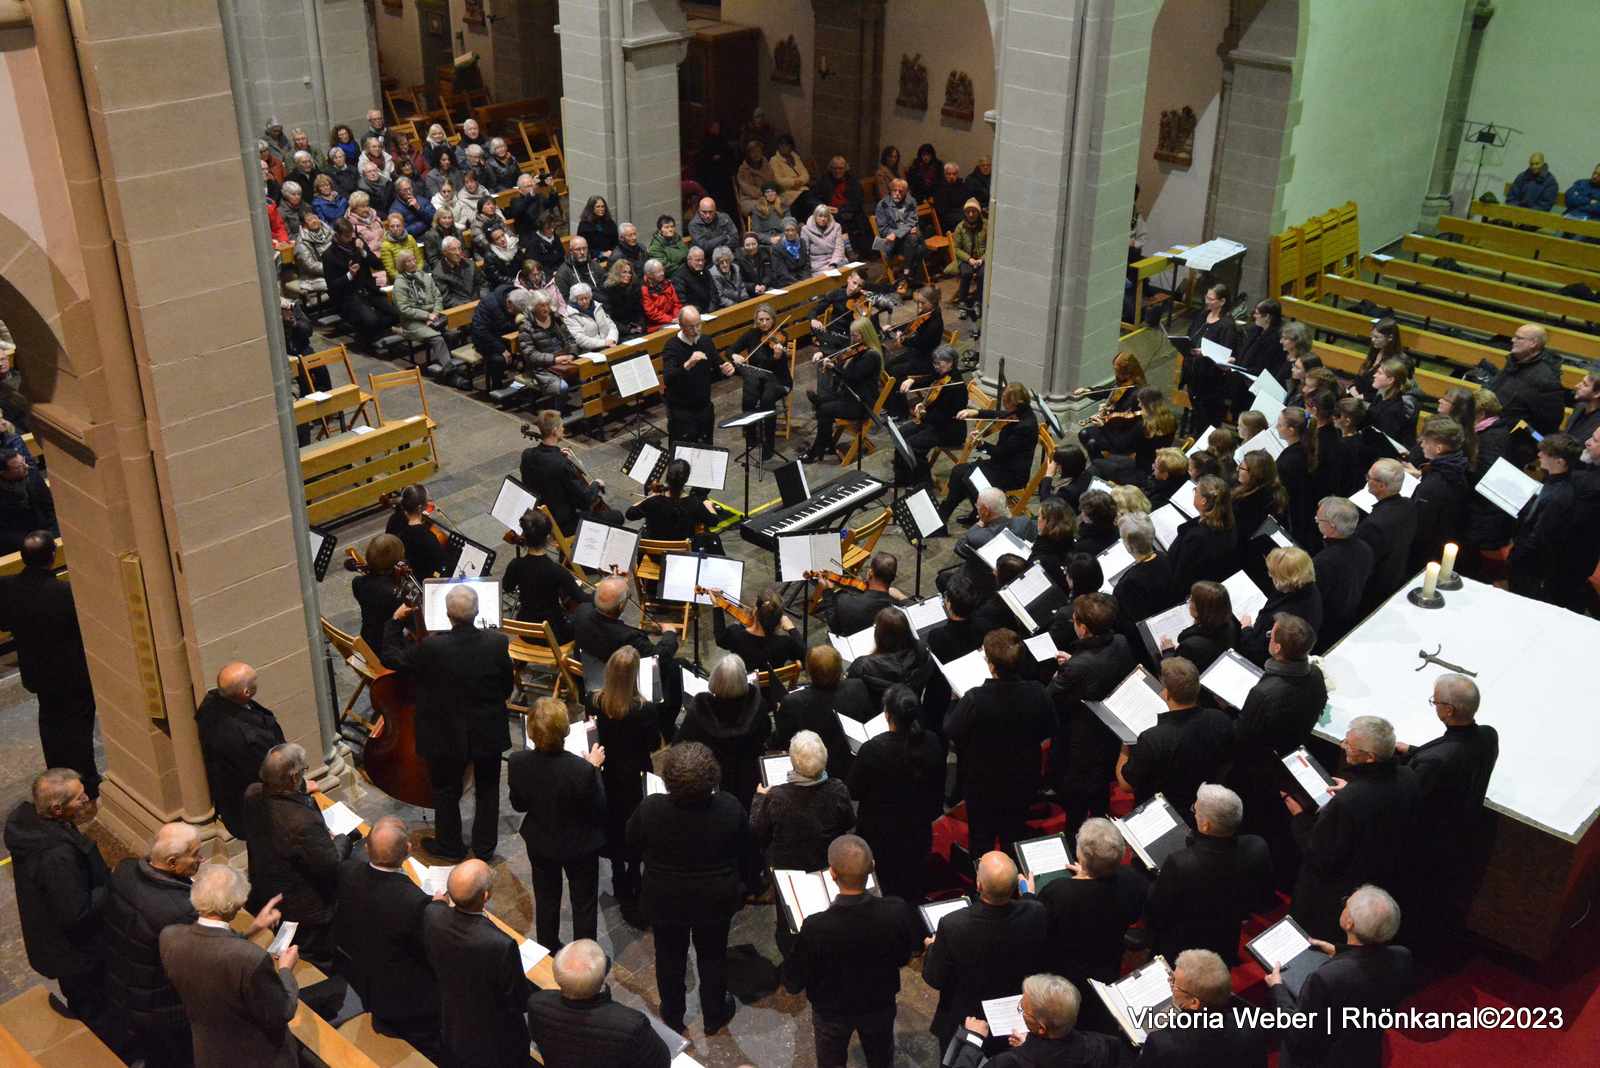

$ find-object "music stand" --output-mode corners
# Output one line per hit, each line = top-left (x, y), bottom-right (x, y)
(607, 353), (667, 442)
(307, 526), (338, 582)
(442, 529), (498, 578)
(719, 409), (780, 514)
(891, 487), (944, 596)
(881, 415), (920, 507)
(621, 435), (669, 487)
(1463, 120), (1519, 206)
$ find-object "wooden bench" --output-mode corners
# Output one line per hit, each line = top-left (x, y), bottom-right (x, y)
(1437, 216), (1600, 273)
(1126, 251), (1176, 326)
(0, 987), (121, 1067)
(1320, 272), (1600, 362)
(1312, 339), (1576, 427)
(1474, 200), (1600, 242)
(299, 415), (439, 525)
(1400, 233), (1600, 293)
(1363, 253), (1600, 328)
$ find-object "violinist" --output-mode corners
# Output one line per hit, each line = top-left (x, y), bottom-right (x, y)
(351, 533), (409, 660)
(808, 271), (875, 354)
(385, 484), (445, 578)
(801, 316), (883, 463)
(819, 552), (909, 635)
(712, 587), (803, 673)
(1077, 352), (1147, 460)
(729, 303), (794, 462)
(501, 508), (589, 643)
(625, 458), (719, 542)
(934, 382), (1039, 531)
(885, 285), (943, 387)
(893, 345), (965, 487)
(519, 408), (623, 533)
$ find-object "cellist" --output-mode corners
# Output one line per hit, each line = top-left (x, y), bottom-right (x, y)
(893, 344), (966, 487)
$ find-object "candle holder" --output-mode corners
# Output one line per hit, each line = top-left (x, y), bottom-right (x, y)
(1407, 586), (1446, 609)
(1436, 572), (1463, 591)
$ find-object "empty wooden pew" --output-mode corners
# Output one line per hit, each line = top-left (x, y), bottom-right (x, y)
(1402, 233), (1600, 292)
(299, 415), (439, 525)
(1437, 215), (1600, 273)
(1366, 253), (1600, 327)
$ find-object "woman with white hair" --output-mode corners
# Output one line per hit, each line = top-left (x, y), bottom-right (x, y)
(751, 729), (854, 954)
(707, 244), (746, 308)
(800, 203), (847, 274)
(1031, 817), (1148, 1006)
(562, 282), (619, 351)
(676, 653), (773, 813)
(344, 189), (385, 252)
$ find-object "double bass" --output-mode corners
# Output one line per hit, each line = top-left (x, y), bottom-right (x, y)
(361, 564), (436, 808)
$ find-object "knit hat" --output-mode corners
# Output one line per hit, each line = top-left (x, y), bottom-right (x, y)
(963, 197), (983, 213)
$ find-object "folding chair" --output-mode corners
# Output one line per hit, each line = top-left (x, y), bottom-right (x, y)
(501, 618), (579, 710)
(833, 372), (896, 466)
(320, 618), (389, 730)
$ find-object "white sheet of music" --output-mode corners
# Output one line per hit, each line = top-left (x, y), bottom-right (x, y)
(1180, 237), (1246, 271)
(900, 596), (948, 632)
(828, 625), (877, 664)
(572, 520), (638, 574)
(840, 712), (890, 747)
(1200, 650), (1263, 708)
(779, 531), (842, 582)
(998, 588), (1037, 634)
(696, 555), (743, 603)
(1283, 749), (1335, 808)
(1103, 669), (1164, 738)
(762, 754), (794, 786)
(491, 478), (539, 532)
(612, 355), (659, 398)
(1198, 337), (1233, 364)
(519, 939), (550, 974)
(1475, 456), (1541, 518)
(321, 802), (363, 836)
(1098, 541), (1137, 592)
(904, 488), (944, 539)
(1007, 564), (1055, 606)
(921, 897), (968, 930)
(1168, 483), (1199, 518)
(422, 579), (501, 630)
(1125, 799), (1181, 847)
(267, 921), (298, 957)
(938, 647), (992, 698)
(1185, 428), (1214, 457)
(967, 465), (994, 495)
(645, 772), (667, 796)
(1235, 426), (1286, 463)
(982, 995), (1026, 1037)
(1024, 631), (1059, 662)
(627, 442), (663, 486)
(1121, 958), (1175, 1012)
(1220, 570), (1268, 624)
(1251, 370), (1288, 403)
(776, 870), (832, 923)
(562, 719), (596, 758)
(976, 528), (1034, 570)
(674, 444), (728, 490)
(1018, 836), (1070, 877)
(681, 668), (709, 698)
(1351, 470), (1419, 512)
(1141, 602), (1193, 653)
(1253, 919), (1312, 968)
(1151, 503), (1186, 549)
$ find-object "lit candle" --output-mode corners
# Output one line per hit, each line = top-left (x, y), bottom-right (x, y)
(1421, 561), (1440, 600)
(1439, 543), (1458, 584)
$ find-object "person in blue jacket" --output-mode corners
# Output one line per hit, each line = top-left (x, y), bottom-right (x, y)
(1505, 152), (1558, 211)
(1563, 162), (1600, 222)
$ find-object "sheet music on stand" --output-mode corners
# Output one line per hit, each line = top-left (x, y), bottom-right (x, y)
(673, 443), (730, 491)
(421, 578), (501, 630)
(306, 526), (338, 581)
(611, 354), (660, 399)
(1199, 648), (1264, 708)
(660, 552), (744, 606)
(935, 647), (992, 699)
(1176, 237), (1246, 272)
(444, 530), (496, 578)
(894, 488), (945, 543)
(1090, 956), (1174, 1046)
(1475, 456), (1542, 518)
(1113, 794), (1187, 871)
(778, 530), (843, 582)
(571, 518), (639, 574)
(623, 439), (667, 487)
(1247, 916), (1323, 998)
(720, 409), (776, 428)
(1086, 666), (1166, 744)
(490, 476), (540, 533)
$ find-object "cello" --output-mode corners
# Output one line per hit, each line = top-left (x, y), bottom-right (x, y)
(360, 564), (437, 808)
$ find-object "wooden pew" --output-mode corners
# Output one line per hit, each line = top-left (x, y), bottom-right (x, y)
(1312, 339), (1576, 426)
(0, 987), (122, 1068)
(1126, 251), (1176, 326)
(1401, 233), (1600, 292)
(299, 415), (439, 525)
(1473, 200), (1600, 242)
(1363, 253), (1600, 328)
(1319, 272), (1600, 362)
(1437, 215), (1600, 273)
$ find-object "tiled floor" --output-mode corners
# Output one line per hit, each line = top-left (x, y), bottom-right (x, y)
(0, 289), (1177, 1066)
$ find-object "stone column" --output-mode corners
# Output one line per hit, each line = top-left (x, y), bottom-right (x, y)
(558, 0), (688, 229)
(1422, 0), (1495, 229)
(810, 0), (885, 174)
(983, 0), (1158, 402)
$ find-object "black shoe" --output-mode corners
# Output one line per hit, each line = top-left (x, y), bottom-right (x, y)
(957, 510), (979, 527)
(421, 836), (468, 861)
(661, 1014), (686, 1035)
(805, 389), (820, 405)
(704, 993), (737, 1034)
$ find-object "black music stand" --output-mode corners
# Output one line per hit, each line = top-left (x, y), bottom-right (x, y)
(621, 434), (669, 487)
(891, 487), (943, 597)
(881, 415), (920, 507)
(307, 526), (338, 582)
(719, 409), (779, 515)
(442, 529), (498, 578)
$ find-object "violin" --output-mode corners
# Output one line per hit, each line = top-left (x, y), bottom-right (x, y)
(696, 585), (756, 628)
(910, 373), (952, 423)
(1083, 384), (1139, 428)
(894, 307), (935, 345)
(804, 569), (869, 616)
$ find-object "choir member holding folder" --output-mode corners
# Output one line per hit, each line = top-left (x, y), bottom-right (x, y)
(1046, 594), (1137, 838)
(850, 686), (946, 903)
(772, 645), (854, 779)
(1142, 949), (1269, 1065)
(1150, 580), (1238, 671)
(1165, 475), (1241, 594)
(1236, 547), (1322, 666)
(590, 647), (677, 905)
(1028, 818), (1147, 1011)
(838, 609), (936, 723)
(752, 731), (855, 957)
(1114, 658), (1234, 818)
(677, 654), (773, 813)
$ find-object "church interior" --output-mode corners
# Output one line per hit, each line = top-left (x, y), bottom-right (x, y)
(2, 0), (1600, 1065)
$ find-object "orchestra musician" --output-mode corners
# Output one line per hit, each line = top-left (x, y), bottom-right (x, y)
(351, 533), (408, 659)
(385, 484), (445, 578)
(935, 382), (1039, 531)
(661, 305), (735, 444)
(520, 409), (624, 533)
(626, 458), (720, 544)
(802, 317), (884, 463)
(501, 508), (589, 643)
(884, 286), (944, 413)
(893, 345), (966, 488)
(728, 303), (794, 462)
(809, 271), (889, 354)
(1077, 352), (1147, 460)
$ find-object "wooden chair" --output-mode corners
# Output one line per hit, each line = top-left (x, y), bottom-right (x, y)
(919, 201), (952, 276)
(369, 367), (438, 434)
(840, 507), (893, 575)
(320, 618), (389, 730)
(384, 86), (421, 123)
(1006, 426), (1056, 517)
(833, 372), (896, 466)
(640, 597), (693, 638)
(753, 661), (804, 690)
(500, 617), (578, 709)
(296, 344), (375, 436)
(634, 537), (692, 602)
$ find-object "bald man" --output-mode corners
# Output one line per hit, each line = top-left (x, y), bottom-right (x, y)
(659, 305), (733, 443)
(1491, 324), (1566, 435)
(383, 586), (514, 861)
(195, 661), (285, 836)
(1506, 152), (1558, 211)
(421, 859), (534, 1068)
(924, 851), (1049, 1051)
(335, 816), (439, 1055)
(527, 939), (671, 1068)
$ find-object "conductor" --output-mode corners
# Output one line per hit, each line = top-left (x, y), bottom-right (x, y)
(383, 585), (514, 862)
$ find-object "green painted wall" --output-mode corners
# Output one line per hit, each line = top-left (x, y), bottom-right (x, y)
(1463, 0), (1600, 203)
(1279, 0), (1462, 249)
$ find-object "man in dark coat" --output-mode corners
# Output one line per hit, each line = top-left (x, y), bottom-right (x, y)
(660, 305), (732, 443)
(784, 835), (917, 1068)
(1116, 657), (1234, 818)
(421, 860), (535, 1068)
(0, 449), (57, 552)
(194, 661), (285, 837)
(333, 816), (439, 1057)
(160, 864), (300, 1068)
(469, 282), (522, 392)
(104, 822), (211, 1067)
(1490, 325), (1567, 435)
(945, 630), (1054, 855)
(1354, 459), (1418, 612)
(1144, 784), (1274, 966)
(0, 529), (99, 796)
(1311, 498), (1374, 649)
(382, 584), (514, 861)
(527, 939), (671, 1068)
(3, 768), (118, 1048)
(1409, 417), (1473, 572)
(1140, 948), (1269, 1066)
(1509, 433), (1586, 603)
(1268, 884), (1414, 1068)
(323, 217), (399, 347)
(517, 408), (620, 534)
(1290, 715), (1420, 942)
(924, 851), (1050, 1052)
(1396, 674), (1499, 957)
(1046, 593), (1137, 838)
(241, 744), (356, 968)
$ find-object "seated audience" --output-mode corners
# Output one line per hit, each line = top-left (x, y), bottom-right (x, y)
(1506, 152), (1558, 210)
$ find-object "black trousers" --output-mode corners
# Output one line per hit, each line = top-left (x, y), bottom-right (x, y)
(955, 261), (984, 303)
(809, 396), (866, 458)
(894, 422), (964, 487)
(653, 917), (732, 1026)
(741, 379), (788, 454)
(668, 404), (715, 444)
(429, 753), (501, 858)
(129, 1019), (193, 1068)
(471, 331), (509, 390)
(938, 461), (982, 518)
(339, 293), (399, 346)
(528, 850), (600, 949)
(37, 688), (99, 798)
(59, 969), (125, 1056)
(966, 797), (1031, 857)
(814, 1006), (897, 1068)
